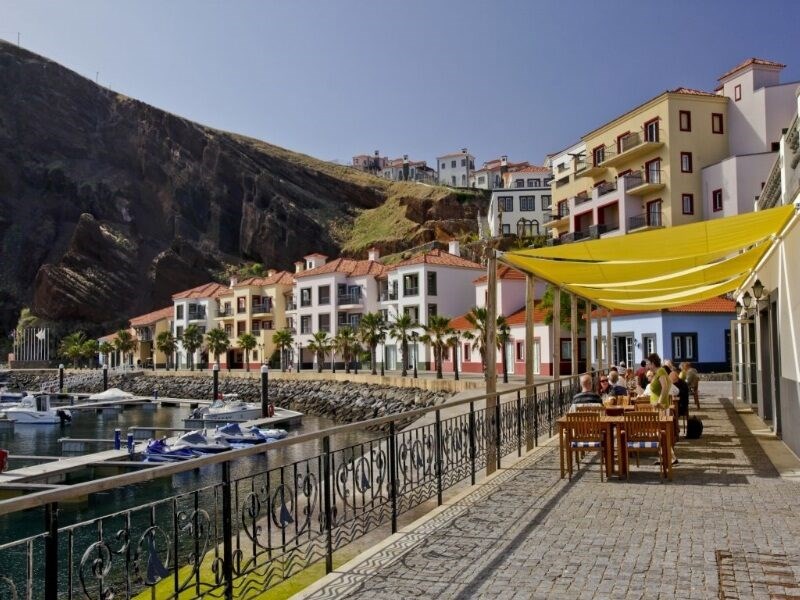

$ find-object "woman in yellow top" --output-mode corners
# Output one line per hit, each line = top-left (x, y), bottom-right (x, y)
(647, 353), (677, 465)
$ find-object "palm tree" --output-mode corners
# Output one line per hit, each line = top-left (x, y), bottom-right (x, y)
(155, 330), (177, 370)
(421, 314), (453, 379)
(498, 321), (511, 384)
(389, 313), (417, 377)
(447, 331), (461, 381)
(359, 312), (386, 376)
(206, 327), (230, 368)
(182, 324), (204, 371)
(307, 331), (332, 373)
(334, 326), (358, 374)
(113, 329), (136, 369)
(59, 332), (86, 368)
(272, 329), (294, 372)
(80, 338), (99, 369)
(238, 332), (257, 372)
(463, 307), (509, 374)
(99, 341), (113, 368)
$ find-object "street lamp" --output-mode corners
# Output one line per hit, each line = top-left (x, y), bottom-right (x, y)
(411, 331), (418, 378)
(752, 279), (765, 301)
(296, 342), (302, 373)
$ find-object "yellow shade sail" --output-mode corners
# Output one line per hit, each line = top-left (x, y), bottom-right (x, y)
(500, 204), (794, 310)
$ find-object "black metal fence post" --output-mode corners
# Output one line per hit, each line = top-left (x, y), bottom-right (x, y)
(434, 409), (443, 505)
(44, 502), (58, 600)
(388, 421), (398, 534)
(547, 382), (553, 437)
(102, 364), (108, 391)
(58, 364), (64, 393)
(212, 364), (219, 402)
(468, 401), (476, 485)
(534, 387), (539, 447)
(322, 435), (333, 573)
(221, 461), (234, 600)
(494, 397), (502, 471)
(260, 365), (269, 418)
(516, 391), (522, 457)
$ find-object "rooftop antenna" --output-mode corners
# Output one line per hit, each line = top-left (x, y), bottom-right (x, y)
(95, 72), (99, 84)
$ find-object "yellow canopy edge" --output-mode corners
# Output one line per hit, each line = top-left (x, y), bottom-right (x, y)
(500, 204), (794, 310)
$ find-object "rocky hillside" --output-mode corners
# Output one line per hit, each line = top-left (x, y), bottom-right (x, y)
(0, 41), (485, 338)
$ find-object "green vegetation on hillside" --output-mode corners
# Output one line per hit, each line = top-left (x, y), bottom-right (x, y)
(343, 196), (418, 254)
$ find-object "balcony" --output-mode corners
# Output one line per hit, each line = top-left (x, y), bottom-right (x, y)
(554, 176), (570, 188)
(628, 211), (664, 231)
(217, 307), (234, 319)
(545, 237), (560, 246)
(574, 191), (592, 205)
(600, 128), (664, 168)
(596, 180), (617, 197)
(624, 169), (665, 196)
(252, 300), (273, 315)
(559, 229), (590, 244)
(285, 300), (297, 311)
(337, 292), (363, 307)
(579, 155), (607, 178)
(338, 317), (362, 330)
(379, 290), (398, 302)
(187, 308), (206, 321)
(404, 287), (419, 297)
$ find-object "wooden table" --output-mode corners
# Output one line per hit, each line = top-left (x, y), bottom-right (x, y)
(558, 412), (674, 480)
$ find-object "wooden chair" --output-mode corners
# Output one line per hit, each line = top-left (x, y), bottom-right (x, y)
(565, 413), (607, 481)
(605, 406), (624, 416)
(575, 404), (604, 412)
(635, 402), (657, 412)
(620, 413), (667, 479)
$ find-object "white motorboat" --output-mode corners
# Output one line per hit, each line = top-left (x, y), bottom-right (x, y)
(5, 395), (72, 425)
(87, 387), (135, 402)
(0, 387), (24, 403)
(200, 395), (263, 423)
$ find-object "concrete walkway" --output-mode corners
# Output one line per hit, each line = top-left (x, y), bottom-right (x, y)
(297, 383), (800, 599)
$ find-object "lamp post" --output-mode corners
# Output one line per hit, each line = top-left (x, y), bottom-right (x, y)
(257, 342), (264, 365)
(296, 342), (302, 373)
(411, 332), (418, 379)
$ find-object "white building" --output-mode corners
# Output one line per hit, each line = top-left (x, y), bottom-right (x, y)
(437, 149), (475, 187)
(379, 156), (436, 183)
(703, 59), (799, 218)
(379, 241), (483, 370)
(469, 156), (528, 190)
(487, 165), (553, 237)
(172, 282), (228, 369)
(289, 252), (387, 368)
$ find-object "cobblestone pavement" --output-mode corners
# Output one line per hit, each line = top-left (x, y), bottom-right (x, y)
(301, 389), (800, 599)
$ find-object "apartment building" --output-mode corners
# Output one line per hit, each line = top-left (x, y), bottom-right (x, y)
(437, 148), (475, 187)
(548, 58), (798, 244)
(469, 155), (530, 190)
(129, 306), (173, 368)
(703, 59), (798, 218)
(289, 251), (387, 369)
(214, 271), (295, 369)
(352, 151), (388, 174)
(172, 282), (228, 369)
(486, 164), (553, 237)
(379, 241), (483, 370)
(379, 156), (436, 183)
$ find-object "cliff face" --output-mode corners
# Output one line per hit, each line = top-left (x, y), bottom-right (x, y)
(0, 41), (482, 335)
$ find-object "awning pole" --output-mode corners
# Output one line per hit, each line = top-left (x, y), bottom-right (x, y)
(606, 310), (613, 368)
(570, 294), (578, 376)
(485, 248), (498, 476)
(553, 288), (561, 380)
(525, 275), (535, 389)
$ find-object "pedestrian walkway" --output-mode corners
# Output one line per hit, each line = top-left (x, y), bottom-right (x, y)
(298, 383), (800, 599)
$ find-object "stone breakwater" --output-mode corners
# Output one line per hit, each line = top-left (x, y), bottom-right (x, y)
(7, 371), (452, 428)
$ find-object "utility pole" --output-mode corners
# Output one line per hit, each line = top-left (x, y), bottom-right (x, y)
(485, 245), (498, 475)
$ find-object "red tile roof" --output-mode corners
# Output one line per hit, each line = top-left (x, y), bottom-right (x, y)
(590, 296), (735, 317)
(130, 306), (173, 327)
(507, 164), (550, 174)
(438, 150), (473, 159)
(294, 258), (388, 279)
(388, 249), (483, 271)
(669, 87), (719, 97)
(236, 271), (295, 287)
(449, 301), (547, 330)
(172, 282), (228, 300)
(718, 58), (785, 81)
(303, 253), (329, 259)
(473, 265), (525, 283)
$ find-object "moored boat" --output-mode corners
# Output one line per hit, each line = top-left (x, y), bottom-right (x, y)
(5, 395), (72, 425)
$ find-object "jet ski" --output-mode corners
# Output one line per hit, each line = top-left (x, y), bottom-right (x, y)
(213, 423), (267, 445)
(172, 431), (231, 453)
(143, 438), (198, 463)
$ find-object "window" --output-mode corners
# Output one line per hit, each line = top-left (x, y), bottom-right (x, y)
(478, 175), (486, 184)
(557, 200), (568, 217)
(176, 326), (184, 339)
(451, 160), (456, 168)
(642, 334), (656, 356)
(236, 321), (246, 336)
(224, 324), (232, 337)
(441, 162), (446, 169)
(318, 285), (330, 305)
(498, 196), (513, 212)
(517, 218), (539, 237)
(533, 178), (541, 187)
(451, 176), (456, 185)
(264, 320), (273, 330)
(515, 178), (525, 188)
(404, 305), (420, 324)
(520, 196), (535, 211)
(463, 344), (471, 362)
(427, 272), (437, 296)
(680, 152), (693, 173)
(644, 118), (660, 142)
(712, 188), (723, 212)
(300, 315), (312, 334)
(176, 305), (184, 320)
(318, 313), (330, 333)
(541, 195), (552, 210)
(237, 297), (247, 314)
(461, 158), (466, 167)
(516, 342), (524, 361)
(734, 84), (741, 101)
(645, 158), (662, 184)
(403, 274), (419, 296)
(679, 110), (691, 132)
(682, 193), (694, 215)
(501, 224), (511, 235)
(712, 113), (724, 134)
(647, 199), (663, 226)
(428, 303), (437, 318)
(592, 145), (605, 165)
(527, 178), (535, 187)
(671, 333), (698, 361)
(300, 288), (312, 307)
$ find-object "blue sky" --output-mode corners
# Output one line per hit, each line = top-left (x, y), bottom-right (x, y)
(3, 0), (800, 167)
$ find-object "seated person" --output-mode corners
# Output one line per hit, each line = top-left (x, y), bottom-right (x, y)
(598, 374), (611, 396)
(607, 370), (627, 396)
(570, 373), (603, 411)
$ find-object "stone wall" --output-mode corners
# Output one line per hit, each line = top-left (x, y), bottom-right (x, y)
(6, 371), (453, 427)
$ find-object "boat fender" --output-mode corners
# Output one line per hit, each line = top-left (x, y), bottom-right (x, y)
(268, 403), (275, 418)
(57, 409), (72, 424)
(0, 449), (7, 472)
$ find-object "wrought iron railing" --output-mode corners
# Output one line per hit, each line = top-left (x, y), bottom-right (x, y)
(628, 211), (663, 230)
(596, 180), (617, 196)
(0, 376), (582, 599)
(379, 291), (398, 302)
(251, 301), (273, 314)
(337, 293), (362, 305)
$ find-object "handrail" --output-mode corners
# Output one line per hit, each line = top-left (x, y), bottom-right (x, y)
(0, 371), (589, 515)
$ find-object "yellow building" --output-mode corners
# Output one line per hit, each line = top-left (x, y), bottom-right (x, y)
(549, 87), (729, 241)
(215, 270), (295, 369)
(129, 306), (173, 368)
